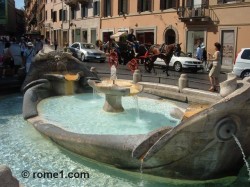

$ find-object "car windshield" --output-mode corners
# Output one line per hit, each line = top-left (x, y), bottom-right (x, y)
(81, 44), (95, 49)
(178, 51), (188, 57)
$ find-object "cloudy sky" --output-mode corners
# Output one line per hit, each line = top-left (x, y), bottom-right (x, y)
(15, 0), (24, 9)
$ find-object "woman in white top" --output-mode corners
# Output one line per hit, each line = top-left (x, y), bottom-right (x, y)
(208, 42), (222, 92)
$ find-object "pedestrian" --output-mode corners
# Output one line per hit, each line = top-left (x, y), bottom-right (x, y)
(196, 44), (202, 60)
(207, 42), (222, 92)
(54, 39), (58, 50)
(34, 37), (43, 54)
(24, 42), (35, 73)
(126, 29), (137, 55)
(19, 37), (26, 67)
(201, 44), (207, 71)
(2, 42), (15, 78)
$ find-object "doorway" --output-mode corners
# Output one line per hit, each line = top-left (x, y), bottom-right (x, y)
(165, 29), (176, 44)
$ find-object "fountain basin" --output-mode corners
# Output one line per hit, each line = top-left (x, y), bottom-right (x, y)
(21, 47), (250, 180)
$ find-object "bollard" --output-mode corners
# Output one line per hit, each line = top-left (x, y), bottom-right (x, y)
(178, 74), (188, 92)
(133, 69), (141, 83)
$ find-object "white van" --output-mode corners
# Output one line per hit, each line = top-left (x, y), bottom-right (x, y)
(233, 48), (250, 78)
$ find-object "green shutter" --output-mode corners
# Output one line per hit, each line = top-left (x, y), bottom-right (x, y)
(137, 0), (141, 12)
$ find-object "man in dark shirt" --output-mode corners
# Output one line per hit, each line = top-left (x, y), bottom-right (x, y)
(126, 29), (137, 54)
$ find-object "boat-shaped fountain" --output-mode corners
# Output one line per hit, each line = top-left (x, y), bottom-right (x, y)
(22, 45), (250, 181)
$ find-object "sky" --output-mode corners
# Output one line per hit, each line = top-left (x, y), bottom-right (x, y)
(15, 0), (24, 9)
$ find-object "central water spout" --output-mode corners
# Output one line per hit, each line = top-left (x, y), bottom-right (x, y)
(110, 65), (117, 85)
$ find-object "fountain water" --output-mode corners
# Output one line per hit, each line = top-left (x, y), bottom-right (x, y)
(233, 135), (250, 181)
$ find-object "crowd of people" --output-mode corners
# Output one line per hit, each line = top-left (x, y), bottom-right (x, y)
(0, 36), (46, 78)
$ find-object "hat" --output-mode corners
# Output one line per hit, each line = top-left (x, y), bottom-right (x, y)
(201, 43), (205, 49)
(27, 42), (33, 47)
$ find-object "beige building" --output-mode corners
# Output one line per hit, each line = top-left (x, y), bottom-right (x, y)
(100, 0), (250, 71)
(43, 0), (100, 47)
(25, 0), (250, 71)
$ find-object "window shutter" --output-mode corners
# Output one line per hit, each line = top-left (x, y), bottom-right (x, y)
(137, 0), (141, 12)
(97, 1), (100, 16)
(160, 0), (165, 10)
(118, 0), (121, 14)
(123, 0), (128, 14)
(172, 0), (177, 9)
(148, 0), (152, 11)
(103, 0), (107, 17)
(186, 0), (192, 8)
(85, 5), (88, 17)
(202, 0), (208, 8)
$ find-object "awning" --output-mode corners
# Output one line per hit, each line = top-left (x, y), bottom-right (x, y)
(110, 32), (127, 39)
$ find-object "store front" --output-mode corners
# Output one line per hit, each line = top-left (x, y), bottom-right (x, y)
(186, 30), (205, 58)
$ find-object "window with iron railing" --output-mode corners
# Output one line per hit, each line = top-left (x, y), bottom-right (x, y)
(118, 0), (128, 15)
(137, 0), (153, 13)
(160, 0), (178, 10)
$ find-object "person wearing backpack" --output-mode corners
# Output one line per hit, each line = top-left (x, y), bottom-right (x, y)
(24, 42), (35, 73)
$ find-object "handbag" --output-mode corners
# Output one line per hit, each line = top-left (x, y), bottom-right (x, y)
(208, 61), (213, 70)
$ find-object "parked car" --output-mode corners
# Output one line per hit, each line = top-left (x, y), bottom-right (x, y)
(69, 42), (106, 63)
(154, 51), (203, 72)
(233, 48), (250, 78)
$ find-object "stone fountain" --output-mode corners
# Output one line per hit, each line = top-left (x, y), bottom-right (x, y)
(22, 45), (250, 181)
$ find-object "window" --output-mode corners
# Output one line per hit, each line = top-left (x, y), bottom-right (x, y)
(118, 0), (128, 15)
(53, 11), (57, 22)
(103, 0), (112, 17)
(137, 0), (152, 13)
(81, 3), (88, 18)
(71, 7), (76, 19)
(45, 10), (47, 20)
(241, 50), (250, 60)
(63, 10), (67, 21)
(160, 0), (177, 10)
(51, 9), (53, 19)
(59, 9), (62, 21)
(93, 1), (100, 16)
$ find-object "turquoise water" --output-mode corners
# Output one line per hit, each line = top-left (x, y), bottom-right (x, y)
(38, 93), (180, 135)
(0, 94), (249, 187)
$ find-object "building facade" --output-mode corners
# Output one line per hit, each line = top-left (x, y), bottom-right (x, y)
(0, 0), (17, 37)
(25, 0), (250, 71)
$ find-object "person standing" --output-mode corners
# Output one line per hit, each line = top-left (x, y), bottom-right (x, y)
(126, 29), (137, 54)
(19, 38), (26, 67)
(34, 38), (43, 54)
(196, 44), (202, 60)
(54, 39), (58, 51)
(24, 42), (35, 73)
(208, 42), (222, 92)
(2, 42), (14, 78)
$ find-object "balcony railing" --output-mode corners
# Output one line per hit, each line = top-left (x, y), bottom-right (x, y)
(64, 0), (78, 7)
(178, 5), (219, 24)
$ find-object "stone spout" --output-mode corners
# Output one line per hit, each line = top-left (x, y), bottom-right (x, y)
(132, 77), (250, 179)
